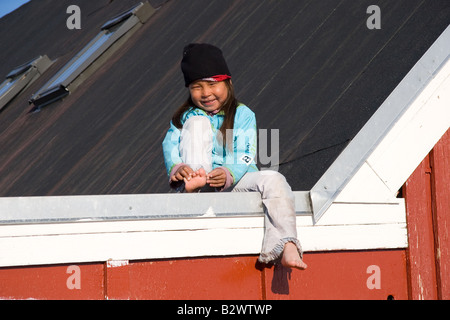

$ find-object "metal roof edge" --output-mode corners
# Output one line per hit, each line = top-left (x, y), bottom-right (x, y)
(0, 191), (312, 225)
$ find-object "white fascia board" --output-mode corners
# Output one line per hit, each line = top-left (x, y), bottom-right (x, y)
(311, 25), (450, 222)
(0, 200), (406, 268)
(365, 59), (450, 194)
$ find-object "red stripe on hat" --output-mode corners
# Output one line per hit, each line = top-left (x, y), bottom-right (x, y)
(211, 75), (231, 81)
(201, 75), (231, 82)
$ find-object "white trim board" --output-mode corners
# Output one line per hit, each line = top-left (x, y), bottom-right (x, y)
(311, 25), (450, 222)
(0, 200), (406, 267)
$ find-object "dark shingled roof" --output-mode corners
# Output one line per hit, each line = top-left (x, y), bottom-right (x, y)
(0, 0), (449, 197)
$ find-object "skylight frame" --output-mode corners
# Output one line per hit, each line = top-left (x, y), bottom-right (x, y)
(29, 1), (152, 110)
(0, 55), (52, 111)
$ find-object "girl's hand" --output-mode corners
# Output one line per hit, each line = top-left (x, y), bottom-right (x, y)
(171, 165), (195, 183)
(207, 168), (227, 188)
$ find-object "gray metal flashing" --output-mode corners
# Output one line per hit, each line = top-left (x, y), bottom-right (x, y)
(101, 1), (153, 30)
(0, 191), (311, 225)
(0, 55), (52, 111)
(29, 1), (154, 110)
(310, 25), (450, 223)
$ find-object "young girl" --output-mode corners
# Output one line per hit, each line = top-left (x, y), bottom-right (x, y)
(162, 43), (306, 270)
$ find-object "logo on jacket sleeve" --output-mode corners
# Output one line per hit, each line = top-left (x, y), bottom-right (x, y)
(240, 155), (253, 165)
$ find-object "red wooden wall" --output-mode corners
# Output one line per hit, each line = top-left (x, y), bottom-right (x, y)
(404, 129), (450, 300)
(0, 250), (408, 300)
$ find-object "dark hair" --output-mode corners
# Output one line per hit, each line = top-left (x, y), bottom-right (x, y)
(172, 79), (238, 149)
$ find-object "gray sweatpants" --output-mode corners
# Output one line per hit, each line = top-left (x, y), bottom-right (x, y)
(179, 116), (302, 264)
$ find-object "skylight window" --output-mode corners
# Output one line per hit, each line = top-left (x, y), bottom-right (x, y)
(0, 55), (52, 112)
(29, 1), (154, 111)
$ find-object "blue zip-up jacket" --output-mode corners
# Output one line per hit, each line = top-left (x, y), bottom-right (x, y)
(162, 103), (259, 188)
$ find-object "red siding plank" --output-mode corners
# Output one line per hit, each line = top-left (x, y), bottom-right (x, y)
(404, 155), (439, 299)
(265, 250), (408, 300)
(404, 130), (450, 300)
(0, 263), (104, 300)
(106, 256), (262, 300)
(430, 130), (450, 299)
(105, 260), (131, 300)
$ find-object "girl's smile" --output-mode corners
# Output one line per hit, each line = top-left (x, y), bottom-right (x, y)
(189, 80), (228, 113)
(201, 98), (217, 106)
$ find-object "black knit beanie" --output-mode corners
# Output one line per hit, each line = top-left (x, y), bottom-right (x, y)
(181, 43), (231, 87)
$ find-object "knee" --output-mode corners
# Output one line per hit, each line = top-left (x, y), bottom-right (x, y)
(181, 116), (213, 141)
(183, 116), (211, 131)
(259, 171), (294, 199)
(259, 170), (286, 183)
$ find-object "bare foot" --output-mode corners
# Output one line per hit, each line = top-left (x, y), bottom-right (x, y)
(184, 168), (207, 192)
(281, 242), (307, 270)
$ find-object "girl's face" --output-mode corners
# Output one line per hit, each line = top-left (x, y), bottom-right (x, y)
(189, 80), (228, 113)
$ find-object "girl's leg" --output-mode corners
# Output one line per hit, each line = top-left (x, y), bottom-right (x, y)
(179, 116), (213, 192)
(231, 171), (305, 269)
